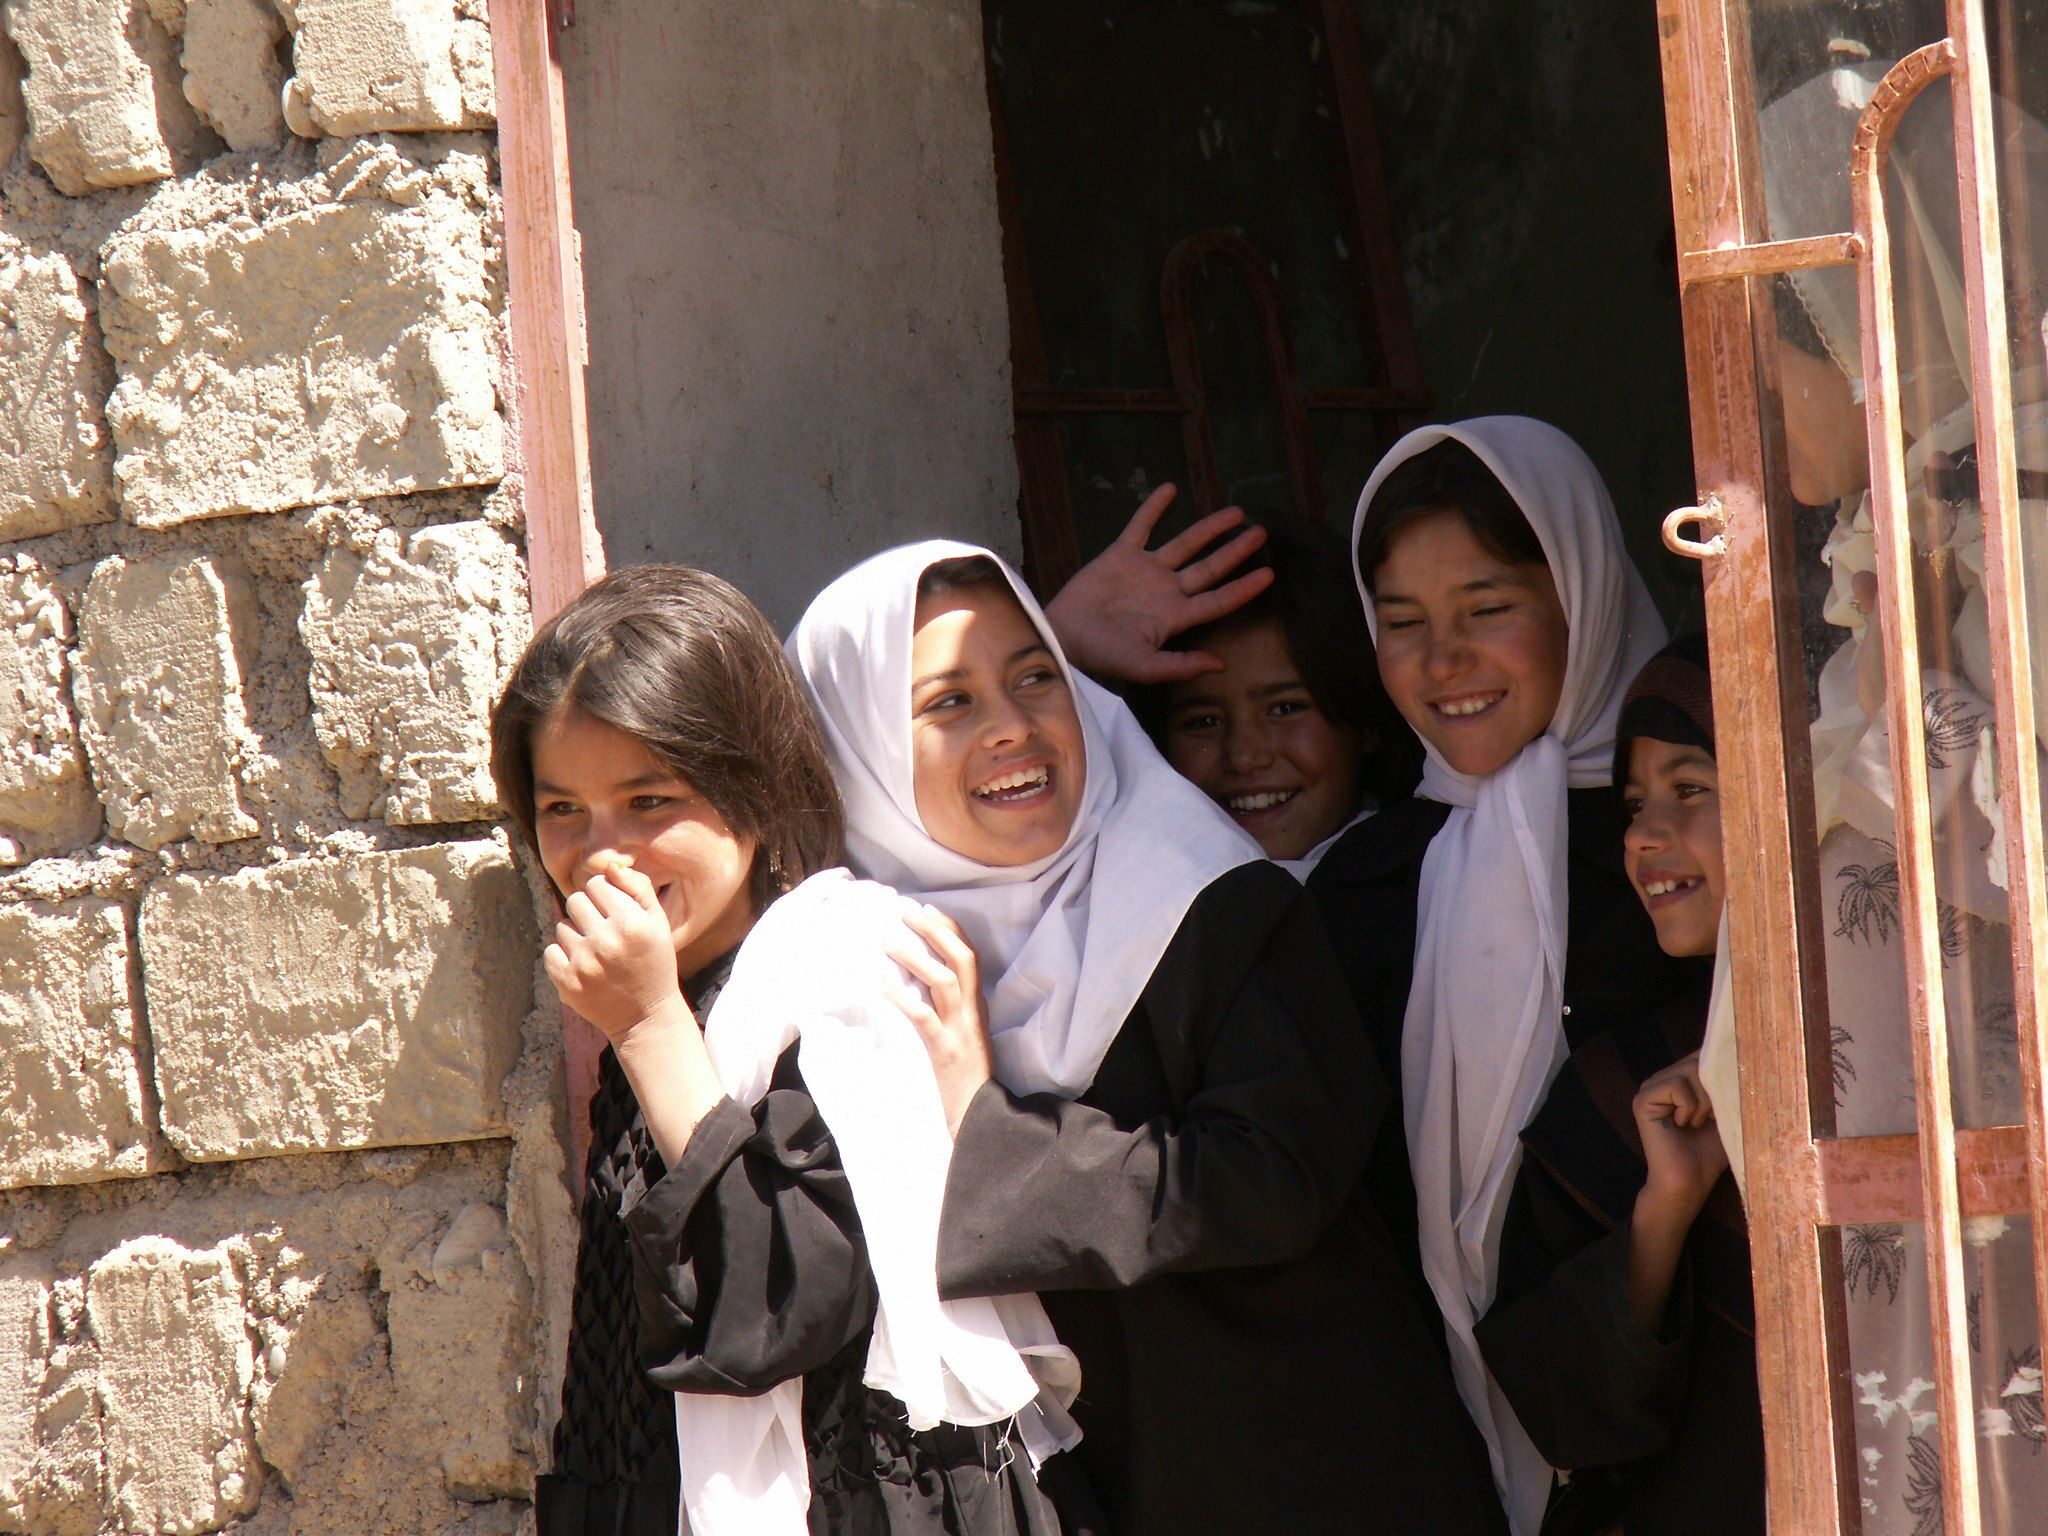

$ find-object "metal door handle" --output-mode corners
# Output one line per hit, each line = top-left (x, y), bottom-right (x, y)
(1662, 496), (1728, 559)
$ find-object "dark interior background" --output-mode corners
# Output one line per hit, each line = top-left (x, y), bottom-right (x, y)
(984, 0), (1703, 625)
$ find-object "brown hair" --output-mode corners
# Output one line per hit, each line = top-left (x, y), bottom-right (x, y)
(915, 554), (1010, 602)
(490, 564), (845, 911)
(1355, 437), (1546, 594)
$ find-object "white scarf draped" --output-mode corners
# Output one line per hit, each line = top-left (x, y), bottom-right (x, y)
(788, 540), (1263, 1101)
(1352, 417), (1666, 1536)
(676, 870), (1083, 1536)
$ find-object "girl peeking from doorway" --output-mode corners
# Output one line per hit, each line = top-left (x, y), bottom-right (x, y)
(493, 565), (1077, 1536)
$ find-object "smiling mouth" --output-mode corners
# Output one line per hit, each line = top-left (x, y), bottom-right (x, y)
(1639, 874), (1705, 907)
(1225, 789), (1299, 816)
(974, 764), (1053, 804)
(1431, 691), (1506, 720)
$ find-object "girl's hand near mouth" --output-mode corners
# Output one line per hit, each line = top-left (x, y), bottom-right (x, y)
(884, 904), (995, 1137)
(1625, 1052), (1729, 1330)
(546, 854), (725, 1164)
(547, 855), (694, 1046)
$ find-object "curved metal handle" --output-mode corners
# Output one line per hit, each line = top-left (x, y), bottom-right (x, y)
(1663, 496), (1728, 560)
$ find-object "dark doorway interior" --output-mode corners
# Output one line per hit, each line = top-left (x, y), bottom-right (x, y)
(984, 0), (1702, 623)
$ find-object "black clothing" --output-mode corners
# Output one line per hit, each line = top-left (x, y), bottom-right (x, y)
(936, 861), (1506, 1536)
(623, 1042), (1061, 1535)
(1306, 786), (1696, 1295)
(537, 962), (738, 1536)
(1475, 993), (1763, 1536)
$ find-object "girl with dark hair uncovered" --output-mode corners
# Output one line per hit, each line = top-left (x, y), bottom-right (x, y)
(788, 542), (1504, 1536)
(497, 565), (1072, 1536)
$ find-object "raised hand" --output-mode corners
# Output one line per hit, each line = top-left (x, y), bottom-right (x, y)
(1633, 1052), (1729, 1219)
(1042, 483), (1276, 684)
(883, 903), (995, 1136)
(1626, 1050), (1728, 1330)
(544, 855), (690, 1047)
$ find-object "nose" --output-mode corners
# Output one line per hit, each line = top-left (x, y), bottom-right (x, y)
(1223, 715), (1275, 774)
(1624, 799), (1673, 859)
(978, 688), (1032, 749)
(577, 811), (643, 885)
(1422, 621), (1473, 683)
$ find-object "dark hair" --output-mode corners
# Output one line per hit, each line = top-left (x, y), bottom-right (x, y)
(1355, 438), (1545, 594)
(916, 554), (1010, 602)
(1145, 518), (1422, 799)
(490, 564), (845, 913)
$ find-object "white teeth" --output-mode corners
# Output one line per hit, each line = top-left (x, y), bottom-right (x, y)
(1643, 878), (1698, 898)
(1436, 693), (1503, 718)
(1226, 790), (1298, 812)
(975, 765), (1049, 797)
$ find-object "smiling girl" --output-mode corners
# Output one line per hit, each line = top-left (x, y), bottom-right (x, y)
(790, 543), (1505, 1536)
(495, 566), (1073, 1536)
(1151, 518), (1416, 871)
(1472, 635), (1764, 1536)
(1319, 418), (1693, 1535)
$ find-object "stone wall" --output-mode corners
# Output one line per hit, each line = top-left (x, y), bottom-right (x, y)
(0, 4), (575, 1532)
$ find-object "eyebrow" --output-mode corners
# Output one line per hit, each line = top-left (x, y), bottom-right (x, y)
(532, 770), (679, 797)
(911, 644), (1053, 694)
(1376, 576), (1524, 605)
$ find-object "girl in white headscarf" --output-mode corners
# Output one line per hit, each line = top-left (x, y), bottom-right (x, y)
(1313, 416), (1685, 1536)
(789, 543), (1507, 1536)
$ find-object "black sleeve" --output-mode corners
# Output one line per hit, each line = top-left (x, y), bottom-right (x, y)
(1474, 1160), (1694, 1469)
(623, 1081), (877, 1396)
(937, 870), (1386, 1295)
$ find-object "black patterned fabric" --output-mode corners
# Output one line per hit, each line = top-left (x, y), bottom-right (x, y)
(534, 958), (734, 1536)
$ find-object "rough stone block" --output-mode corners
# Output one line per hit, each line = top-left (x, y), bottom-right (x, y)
(4, 0), (208, 194)
(0, 897), (156, 1192)
(381, 1203), (531, 1499)
(142, 840), (537, 1162)
(181, 0), (286, 149)
(0, 1263), (52, 1529)
(72, 554), (261, 851)
(0, 560), (102, 865)
(302, 521), (526, 825)
(0, 27), (24, 168)
(87, 1238), (260, 1534)
(279, 0), (491, 137)
(0, 246), (116, 544)
(100, 194), (503, 528)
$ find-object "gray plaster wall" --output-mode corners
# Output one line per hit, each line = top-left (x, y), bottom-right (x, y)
(561, 0), (1021, 632)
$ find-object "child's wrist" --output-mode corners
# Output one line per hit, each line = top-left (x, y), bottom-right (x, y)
(611, 991), (695, 1058)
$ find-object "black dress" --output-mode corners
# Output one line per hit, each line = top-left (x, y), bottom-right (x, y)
(1473, 991), (1763, 1536)
(934, 860), (1507, 1536)
(1306, 787), (1696, 1296)
(535, 963), (728, 1536)
(619, 977), (1062, 1535)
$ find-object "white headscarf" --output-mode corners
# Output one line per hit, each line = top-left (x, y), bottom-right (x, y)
(676, 870), (1082, 1536)
(1351, 416), (1666, 1536)
(788, 540), (1263, 1100)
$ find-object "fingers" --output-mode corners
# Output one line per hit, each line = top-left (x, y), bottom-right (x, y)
(1115, 483), (1180, 548)
(1175, 523), (1269, 593)
(1122, 649), (1227, 684)
(602, 861), (662, 910)
(1154, 504), (1248, 567)
(562, 887), (603, 935)
(902, 904), (978, 986)
(1181, 565), (1277, 626)
(885, 985), (946, 1044)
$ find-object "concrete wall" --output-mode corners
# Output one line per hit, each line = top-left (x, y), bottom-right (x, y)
(0, 3), (576, 1531)
(561, 0), (1021, 631)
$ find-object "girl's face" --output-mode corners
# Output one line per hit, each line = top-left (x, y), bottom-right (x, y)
(530, 705), (759, 978)
(1371, 509), (1569, 777)
(1621, 736), (1725, 959)
(1163, 616), (1365, 860)
(909, 582), (1085, 867)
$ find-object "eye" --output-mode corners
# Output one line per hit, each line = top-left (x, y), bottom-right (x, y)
(1472, 603), (1514, 619)
(629, 794), (675, 812)
(538, 798), (581, 818)
(1015, 665), (1060, 692)
(1379, 614), (1422, 632)
(1171, 710), (1223, 734)
(917, 689), (970, 716)
(1268, 697), (1311, 720)
(1621, 794), (1646, 819)
(1674, 779), (1717, 801)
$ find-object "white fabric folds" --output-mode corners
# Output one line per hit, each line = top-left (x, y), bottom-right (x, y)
(676, 870), (1083, 1536)
(1352, 416), (1666, 1536)
(788, 539), (1263, 1100)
